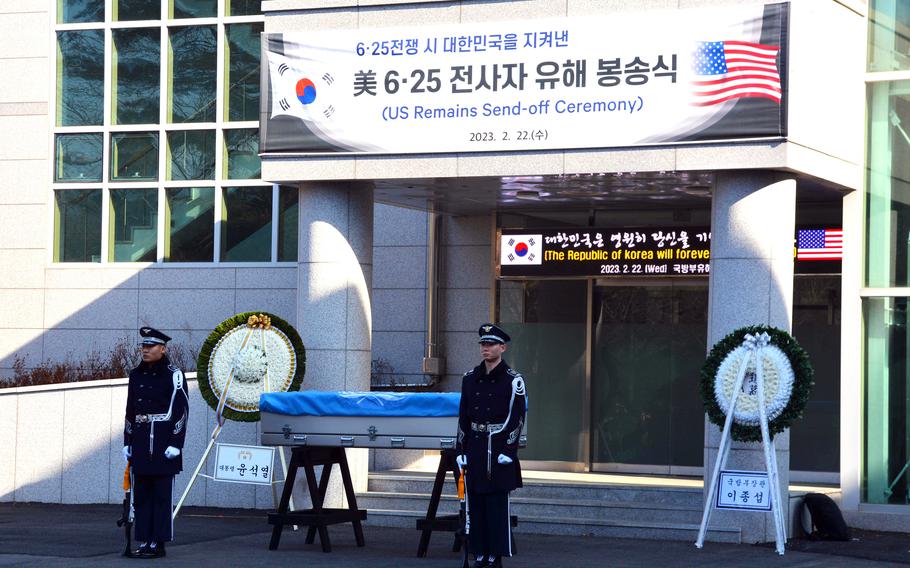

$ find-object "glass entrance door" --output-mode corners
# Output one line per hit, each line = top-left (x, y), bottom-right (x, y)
(591, 281), (708, 474)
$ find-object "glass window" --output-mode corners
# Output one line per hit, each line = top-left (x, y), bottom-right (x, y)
(869, 0), (910, 72)
(167, 130), (215, 180)
(278, 186), (298, 261)
(111, 132), (159, 181)
(55, 189), (102, 262)
(790, 276), (841, 473)
(171, 0), (217, 19)
(227, 0), (261, 16)
(169, 26), (217, 123)
(55, 133), (102, 182)
(221, 186), (271, 262)
(58, 0), (104, 23)
(224, 129), (260, 179)
(114, 0), (159, 21)
(863, 297), (910, 504)
(866, 81), (910, 287)
(110, 189), (158, 262)
(165, 187), (214, 261)
(113, 29), (161, 125)
(57, 30), (104, 126)
(225, 23), (262, 122)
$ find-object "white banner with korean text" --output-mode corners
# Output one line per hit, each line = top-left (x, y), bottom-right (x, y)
(261, 3), (788, 155)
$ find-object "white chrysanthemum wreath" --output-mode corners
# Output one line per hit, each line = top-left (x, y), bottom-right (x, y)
(208, 324), (295, 412)
(701, 325), (814, 442)
(713, 342), (794, 427)
(197, 312), (306, 422)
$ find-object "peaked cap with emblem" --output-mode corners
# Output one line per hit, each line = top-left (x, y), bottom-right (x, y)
(139, 326), (172, 346)
(478, 323), (510, 344)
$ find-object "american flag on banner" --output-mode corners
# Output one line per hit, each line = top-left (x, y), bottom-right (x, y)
(692, 41), (781, 107)
(797, 229), (843, 261)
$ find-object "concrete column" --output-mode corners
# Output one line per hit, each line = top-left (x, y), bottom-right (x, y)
(295, 181), (373, 506)
(704, 171), (795, 543)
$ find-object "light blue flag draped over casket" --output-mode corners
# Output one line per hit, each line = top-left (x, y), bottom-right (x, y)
(260, 391), (461, 417)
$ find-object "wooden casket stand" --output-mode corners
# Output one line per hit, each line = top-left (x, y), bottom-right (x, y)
(267, 447), (516, 557)
(418, 449), (517, 558)
(268, 446), (366, 552)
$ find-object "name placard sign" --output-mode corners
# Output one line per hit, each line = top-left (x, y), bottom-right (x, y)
(213, 443), (275, 486)
(715, 470), (772, 511)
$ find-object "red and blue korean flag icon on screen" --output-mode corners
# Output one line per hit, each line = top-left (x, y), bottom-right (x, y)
(500, 235), (542, 265)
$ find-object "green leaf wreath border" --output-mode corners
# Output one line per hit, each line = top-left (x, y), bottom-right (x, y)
(197, 312), (306, 423)
(701, 325), (814, 442)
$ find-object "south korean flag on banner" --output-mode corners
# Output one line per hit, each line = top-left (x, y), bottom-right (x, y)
(500, 235), (542, 265)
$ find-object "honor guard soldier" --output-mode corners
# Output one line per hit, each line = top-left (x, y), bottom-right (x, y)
(123, 327), (189, 559)
(457, 324), (527, 568)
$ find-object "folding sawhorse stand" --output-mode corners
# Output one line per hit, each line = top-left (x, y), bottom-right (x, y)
(416, 449), (517, 558)
(268, 446), (366, 552)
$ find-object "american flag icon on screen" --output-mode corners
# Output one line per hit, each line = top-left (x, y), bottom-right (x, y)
(797, 229), (843, 261)
(692, 41), (781, 107)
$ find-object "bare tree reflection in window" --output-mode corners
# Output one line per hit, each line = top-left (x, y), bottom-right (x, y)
(171, 26), (217, 123)
(58, 30), (104, 126)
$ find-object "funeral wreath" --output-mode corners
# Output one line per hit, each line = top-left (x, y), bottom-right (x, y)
(701, 325), (814, 442)
(197, 312), (306, 422)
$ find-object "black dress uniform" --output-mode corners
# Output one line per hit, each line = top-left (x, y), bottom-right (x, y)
(457, 324), (527, 567)
(123, 328), (189, 554)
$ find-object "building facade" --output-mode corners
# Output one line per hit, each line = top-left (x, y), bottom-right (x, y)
(2, 0), (908, 541)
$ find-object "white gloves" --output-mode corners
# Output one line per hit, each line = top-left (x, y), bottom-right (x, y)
(122, 446), (131, 462)
(456, 454), (467, 468)
(497, 453), (513, 465)
(164, 446), (181, 459)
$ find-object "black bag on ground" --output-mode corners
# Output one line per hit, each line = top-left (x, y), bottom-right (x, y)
(802, 492), (851, 541)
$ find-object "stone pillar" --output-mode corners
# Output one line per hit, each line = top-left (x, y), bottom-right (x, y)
(294, 181), (373, 507)
(704, 171), (796, 543)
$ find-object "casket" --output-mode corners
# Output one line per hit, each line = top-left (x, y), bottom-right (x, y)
(260, 391), (462, 450)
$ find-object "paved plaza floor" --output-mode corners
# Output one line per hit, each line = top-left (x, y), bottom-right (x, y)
(0, 503), (907, 567)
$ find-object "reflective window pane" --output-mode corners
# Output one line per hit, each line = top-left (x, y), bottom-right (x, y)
(226, 23), (262, 122)
(277, 186), (298, 262)
(221, 186), (271, 262)
(863, 297), (910, 503)
(113, 29), (160, 125)
(171, 0), (216, 19)
(165, 187), (214, 262)
(55, 133), (102, 182)
(167, 130), (215, 180)
(110, 189), (158, 262)
(55, 189), (101, 262)
(58, 0), (104, 23)
(498, 280), (587, 463)
(224, 129), (260, 179)
(58, 31), (104, 126)
(115, 0), (159, 21)
(869, 0), (910, 71)
(111, 132), (159, 181)
(169, 26), (216, 123)
(227, 0), (261, 16)
(866, 81), (910, 287)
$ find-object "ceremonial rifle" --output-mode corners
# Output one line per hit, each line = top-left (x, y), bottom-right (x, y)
(116, 463), (134, 557)
(458, 463), (469, 568)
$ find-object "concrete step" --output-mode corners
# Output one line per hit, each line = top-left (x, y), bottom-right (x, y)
(367, 472), (704, 508)
(361, 508), (741, 544)
(356, 491), (705, 525)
